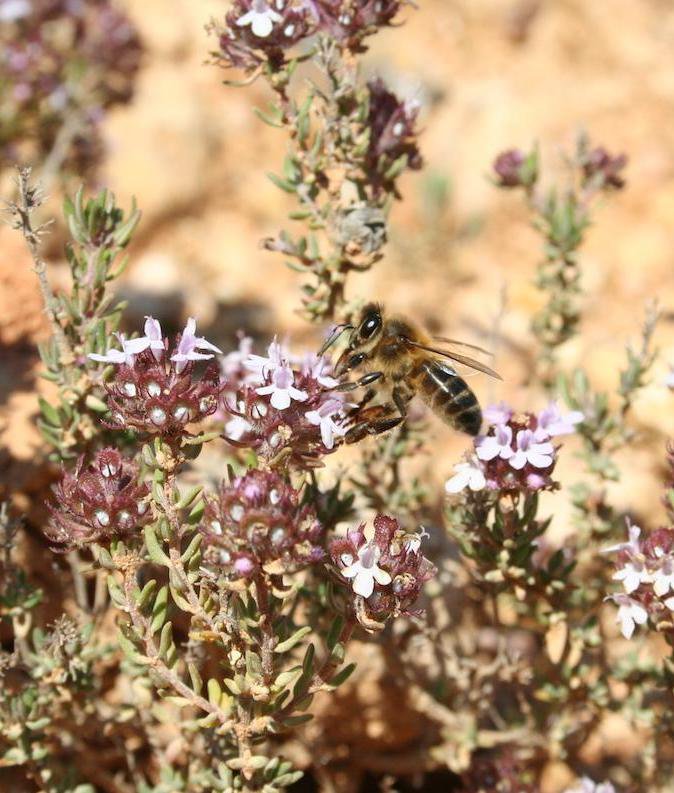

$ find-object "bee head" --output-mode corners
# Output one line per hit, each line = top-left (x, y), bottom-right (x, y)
(335, 304), (383, 375)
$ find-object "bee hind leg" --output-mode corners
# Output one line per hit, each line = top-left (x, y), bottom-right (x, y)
(344, 402), (404, 444)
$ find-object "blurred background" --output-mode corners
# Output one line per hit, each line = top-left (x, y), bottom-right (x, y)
(3, 0), (674, 525)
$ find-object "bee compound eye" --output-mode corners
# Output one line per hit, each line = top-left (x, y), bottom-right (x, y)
(360, 313), (381, 339)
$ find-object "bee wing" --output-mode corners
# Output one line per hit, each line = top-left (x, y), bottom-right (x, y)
(431, 336), (494, 357)
(405, 339), (503, 380)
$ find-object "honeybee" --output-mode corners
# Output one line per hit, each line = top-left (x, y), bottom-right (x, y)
(322, 303), (501, 444)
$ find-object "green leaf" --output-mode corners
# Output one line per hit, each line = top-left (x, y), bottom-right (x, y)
(38, 397), (61, 427)
(274, 626), (311, 654)
(144, 525), (171, 566)
(151, 586), (169, 634)
(328, 663), (356, 688)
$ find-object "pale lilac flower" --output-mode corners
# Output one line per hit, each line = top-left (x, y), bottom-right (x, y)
(509, 429), (554, 470)
(301, 353), (339, 388)
(613, 558), (650, 594)
(305, 397), (346, 449)
(340, 524), (392, 598)
(236, 0), (282, 37)
(256, 365), (308, 410)
(445, 459), (486, 494)
(483, 402), (513, 426)
(476, 424), (514, 462)
(602, 522), (641, 555)
(534, 400), (584, 440)
(171, 318), (222, 372)
(608, 593), (648, 639)
(225, 413), (252, 441)
(89, 316), (165, 366)
(563, 777), (616, 793)
(0, 0), (31, 21)
(246, 338), (286, 380)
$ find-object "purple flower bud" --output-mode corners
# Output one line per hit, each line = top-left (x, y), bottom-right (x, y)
(582, 146), (627, 190)
(493, 147), (538, 189)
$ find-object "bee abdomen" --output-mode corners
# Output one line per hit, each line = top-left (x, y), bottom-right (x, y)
(415, 360), (482, 436)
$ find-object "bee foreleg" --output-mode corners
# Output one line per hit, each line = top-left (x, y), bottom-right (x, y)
(332, 371), (384, 392)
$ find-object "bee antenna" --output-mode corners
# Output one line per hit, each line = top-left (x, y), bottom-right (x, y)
(318, 323), (353, 356)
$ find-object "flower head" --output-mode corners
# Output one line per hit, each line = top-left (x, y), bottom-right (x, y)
(581, 146), (627, 190)
(604, 523), (674, 639)
(492, 147), (538, 189)
(97, 318), (223, 438)
(45, 449), (150, 550)
(200, 469), (324, 577)
(330, 515), (436, 625)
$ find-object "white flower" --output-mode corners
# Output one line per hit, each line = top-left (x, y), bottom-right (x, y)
(301, 353), (339, 388)
(613, 558), (650, 594)
(609, 593), (648, 639)
(305, 397), (346, 449)
(340, 526), (392, 598)
(534, 400), (584, 440)
(652, 554), (674, 597)
(445, 459), (486, 494)
(256, 364), (307, 410)
(171, 317), (222, 372)
(236, 0), (282, 37)
(508, 429), (554, 470)
(476, 424), (513, 462)
(245, 338), (286, 380)
(88, 316), (165, 366)
(225, 414), (252, 441)
(602, 521), (641, 555)
(482, 402), (512, 426)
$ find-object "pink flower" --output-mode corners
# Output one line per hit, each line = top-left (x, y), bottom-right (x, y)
(602, 521), (641, 555)
(301, 353), (339, 388)
(236, 0), (282, 37)
(340, 529), (393, 599)
(534, 401), (584, 440)
(256, 364), (308, 410)
(171, 317), (222, 372)
(476, 424), (514, 462)
(483, 402), (513, 426)
(245, 338), (286, 380)
(509, 430), (554, 470)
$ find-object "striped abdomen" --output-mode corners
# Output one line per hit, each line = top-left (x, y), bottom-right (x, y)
(412, 359), (482, 436)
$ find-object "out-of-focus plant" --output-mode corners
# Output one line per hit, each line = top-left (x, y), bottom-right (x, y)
(0, 0), (142, 184)
(210, 0), (422, 322)
(492, 136), (628, 388)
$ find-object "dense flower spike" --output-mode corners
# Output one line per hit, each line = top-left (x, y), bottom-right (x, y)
(45, 449), (150, 550)
(0, 0), (141, 174)
(91, 318), (223, 437)
(604, 523), (674, 639)
(221, 336), (349, 468)
(200, 469), (324, 576)
(446, 402), (582, 495)
(330, 515), (436, 625)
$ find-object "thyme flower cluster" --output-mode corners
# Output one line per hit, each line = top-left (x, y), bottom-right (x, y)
(445, 401), (583, 495)
(221, 335), (350, 468)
